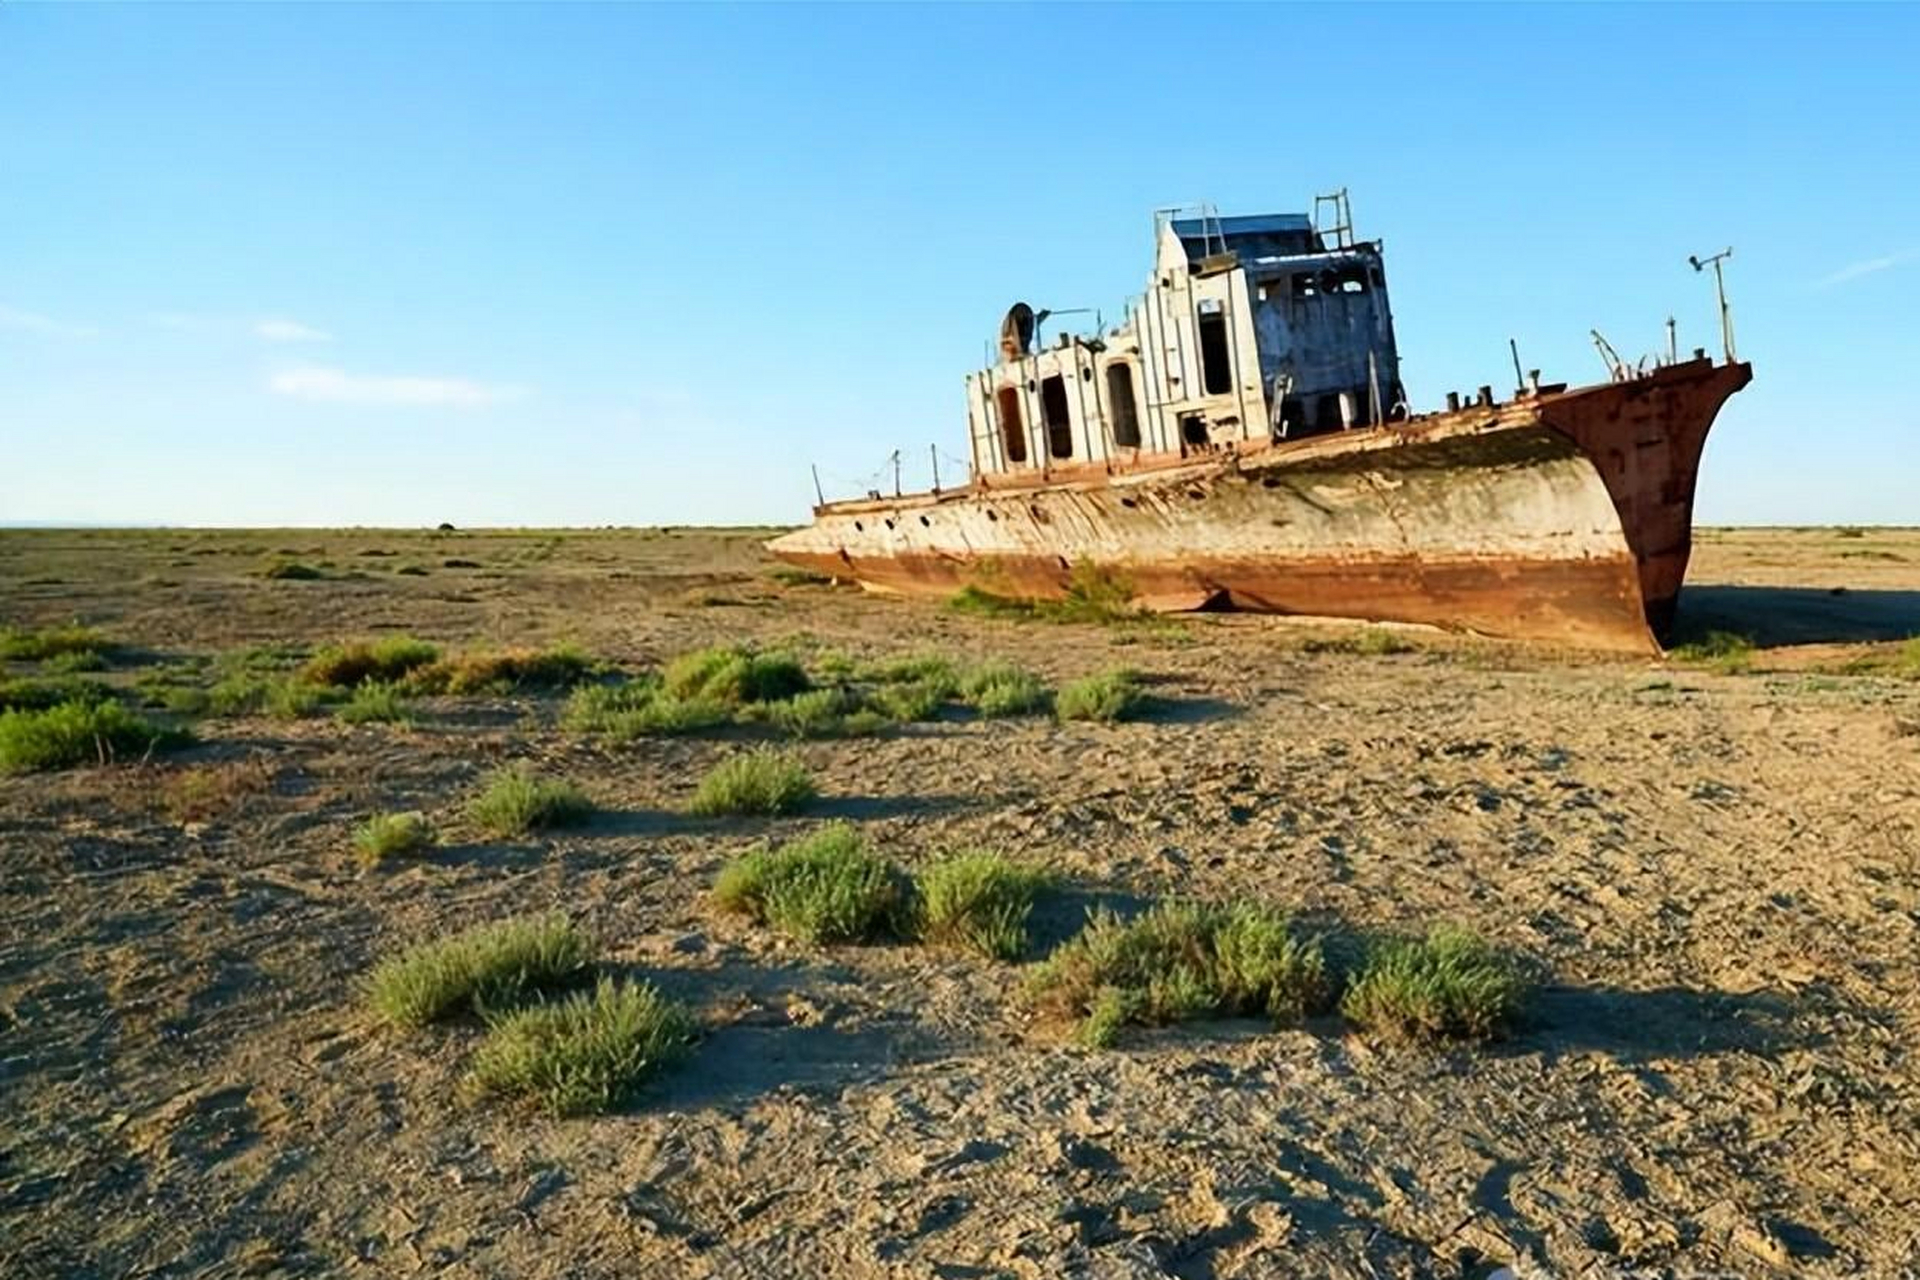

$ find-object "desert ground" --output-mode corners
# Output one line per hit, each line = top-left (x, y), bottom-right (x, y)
(2, 525), (1917, 1279)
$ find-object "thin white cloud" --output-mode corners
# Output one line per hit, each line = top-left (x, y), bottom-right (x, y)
(256, 318), (333, 343)
(0, 304), (96, 337)
(1816, 250), (1915, 288)
(268, 365), (526, 408)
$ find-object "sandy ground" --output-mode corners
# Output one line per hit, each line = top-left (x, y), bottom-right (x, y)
(1, 525), (1917, 1279)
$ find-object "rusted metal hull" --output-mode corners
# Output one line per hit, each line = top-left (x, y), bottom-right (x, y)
(769, 358), (1752, 653)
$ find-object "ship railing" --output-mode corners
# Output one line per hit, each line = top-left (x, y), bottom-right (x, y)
(808, 446), (973, 509)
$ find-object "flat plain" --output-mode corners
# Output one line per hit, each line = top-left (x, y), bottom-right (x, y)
(2, 525), (1917, 1278)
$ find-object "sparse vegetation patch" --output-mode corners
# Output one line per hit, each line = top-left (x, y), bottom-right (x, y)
(469, 766), (594, 836)
(1671, 630), (1756, 674)
(562, 679), (731, 738)
(368, 912), (592, 1029)
(0, 676), (115, 712)
(1339, 924), (1526, 1043)
(467, 977), (695, 1116)
(915, 852), (1049, 960)
(1301, 628), (1416, 656)
(689, 747), (817, 816)
(301, 636), (440, 688)
(1055, 668), (1146, 722)
(664, 645), (810, 705)
(959, 661), (1052, 717)
(336, 680), (414, 725)
(713, 822), (908, 943)
(0, 623), (111, 662)
(353, 811), (437, 866)
(0, 699), (187, 774)
(1024, 902), (1330, 1047)
(403, 644), (595, 695)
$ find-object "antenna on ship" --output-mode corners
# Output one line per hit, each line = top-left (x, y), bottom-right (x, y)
(1591, 330), (1628, 382)
(1688, 248), (1736, 363)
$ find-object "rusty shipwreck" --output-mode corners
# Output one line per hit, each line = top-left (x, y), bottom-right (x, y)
(768, 195), (1751, 653)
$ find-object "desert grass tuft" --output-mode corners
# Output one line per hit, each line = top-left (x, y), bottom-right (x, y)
(1055, 668), (1146, 723)
(0, 675), (115, 712)
(663, 645), (810, 705)
(261, 559), (324, 580)
(0, 622), (112, 662)
(469, 766), (594, 837)
(300, 636), (440, 689)
(915, 852), (1049, 960)
(959, 661), (1051, 718)
(1024, 901), (1330, 1046)
(946, 565), (1143, 626)
(40, 649), (109, 674)
(562, 680), (731, 738)
(712, 822), (908, 944)
(368, 912), (593, 1029)
(689, 746), (817, 816)
(336, 680), (414, 725)
(0, 699), (188, 774)
(403, 644), (595, 695)
(466, 977), (695, 1116)
(765, 688), (887, 739)
(1670, 630), (1755, 674)
(1339, 924), (1526, 1042)
(353, 811), (437, 866)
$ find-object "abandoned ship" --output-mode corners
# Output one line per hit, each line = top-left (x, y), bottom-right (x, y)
(767, 195), (1752, 652)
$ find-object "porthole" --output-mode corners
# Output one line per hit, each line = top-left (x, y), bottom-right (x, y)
(985, 509), (999, 522)
(1187, 488), (1206, 501)
(1118, 496), (1138, 509)
(1030, 505), (1051, 524)
(853, 521), (864, 532)
(918, 515), (930, 527)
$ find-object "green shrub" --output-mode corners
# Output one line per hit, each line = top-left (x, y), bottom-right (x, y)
(1024, 902), (1329, 1044)
(261, 560), (324, 580)
(562, 680), (731, 739)
(403, 644), (595, 695)
(946, 565), (1143, 625)
(0, 623), (111, 661)
(766, 688), (887, 739)
(1340, 924), (1526, 1042)
(663, 645), (810, 704)
(915, 852), (1049, 960)
(467, 977), (695, 1116)
(0, 699), (188, 774)
(959, 662), (1051, 717)
(867, 678), (950, 723)
(40, 649), (108, 674)
(300, 636), (441, 688)
(0, 676), (115, 712)
(859, 653), (959, 688)
(1055, 669), (1145, 722)
(336, 680), (414, 725)
(352, 811), (437, 866)
(368, 913), (593, 1028)
(1670, 630), (1755, 674)
(713, 823), (908, 944)
(469, 766), (594, 836)
(689, 747), (817, 816)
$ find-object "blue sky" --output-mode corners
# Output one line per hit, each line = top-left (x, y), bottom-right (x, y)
(2, 2), (1914, 527)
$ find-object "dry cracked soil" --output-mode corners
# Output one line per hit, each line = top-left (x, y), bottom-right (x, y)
(2, 525), (1917, 1278)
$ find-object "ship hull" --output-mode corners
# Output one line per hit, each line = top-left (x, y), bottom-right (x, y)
(769, 358), (1751, 653)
